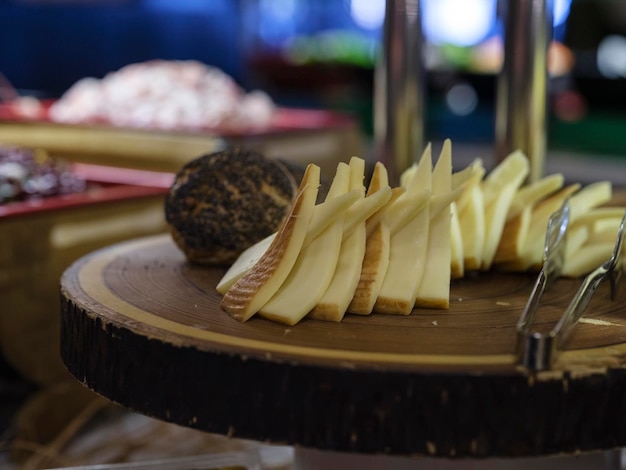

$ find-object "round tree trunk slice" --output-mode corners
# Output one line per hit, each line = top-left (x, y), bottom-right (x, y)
(60, 234), (626, 459)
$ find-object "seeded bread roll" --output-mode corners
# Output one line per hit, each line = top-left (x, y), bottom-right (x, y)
(165, 148), (299, 266)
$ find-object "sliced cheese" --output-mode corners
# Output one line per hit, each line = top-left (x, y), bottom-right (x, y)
(216, 188), (360, 293)
(348, 162), (393, 315)
(458, 181), (485, 271)
(495, 173), (565, 264)
(563, 242), (616, 278)
(216, 233), (275, 294)
(493, 206), (531, 263)
(220, 164), (320, 321)
(342, 186), (392, 240)
(568, 181), (612, 221)
(455, 160), (485, 213)
(505, 183), (581, 271)
(258, 162), (353, 325)
(481, 151), (529, 269)
(310, 157), (377, 322)
(452, 158), (483, 191)
(309, 226), (367, 322)
(303, 189), (362, 247)
(375, 145), (432, 315)
(415, 139), (453, 309)
(450, 202), (464, 279)
(481, 150), (529, 206)
(507, 173), (564, 220)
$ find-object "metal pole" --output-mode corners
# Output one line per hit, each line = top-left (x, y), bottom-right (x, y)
(495, 0), (554, 183)
(374, 0), (424, 185)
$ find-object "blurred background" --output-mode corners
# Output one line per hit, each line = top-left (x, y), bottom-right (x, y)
(2, 0), (626, 468)
(1, 0), (626, 155)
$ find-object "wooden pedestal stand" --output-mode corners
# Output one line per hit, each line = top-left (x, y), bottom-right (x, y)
(60, 234), (626, 467)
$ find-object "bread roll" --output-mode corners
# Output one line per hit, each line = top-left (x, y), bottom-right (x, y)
(165, 148), (298, 266)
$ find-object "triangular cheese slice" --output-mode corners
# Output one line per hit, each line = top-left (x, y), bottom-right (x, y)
(310, 157), (391, 322)
(258, 162), (354, 325)
(347, 162), (395, 315)
(374, 145), (432, 315)
(415, 139), (453, 309)
(220, 164), (320, 321)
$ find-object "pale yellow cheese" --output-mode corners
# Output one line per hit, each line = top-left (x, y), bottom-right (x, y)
(375, 146), (432, 315)
(450, 202), (464, 279)
(216, 171), (360, 293)
(493, 206), (531, 263)
(507, 173), (564, 220)
(348, 162), (393, 315)
(257, 162), (353, 325)
(568, 181), (612, 220)
(458, 181), (485, 271)
(220, 164), (320, 322)
(309, 224), (367, 321)
(480, 151), (529, 269)
(258, 218), (345, 325)
(216, 233), (275, 294)
(500, 184), (581, 272)
(415, 139), (453, 309)
(310, 157), (375, 322)
(563, 242), (616, 278)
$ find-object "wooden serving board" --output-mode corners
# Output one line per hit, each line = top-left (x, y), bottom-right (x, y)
(60, 234), (626, 459)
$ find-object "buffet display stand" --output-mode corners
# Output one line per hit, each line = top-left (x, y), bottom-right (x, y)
(60, 228), (626, 469)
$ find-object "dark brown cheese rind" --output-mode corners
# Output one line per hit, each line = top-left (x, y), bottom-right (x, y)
(165, 148), (298, 266)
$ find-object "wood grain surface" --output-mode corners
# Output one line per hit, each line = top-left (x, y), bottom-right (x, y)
(60, 234), (626, 458)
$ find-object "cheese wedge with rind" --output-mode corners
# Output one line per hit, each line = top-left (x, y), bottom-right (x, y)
(348, 162), (393, 315)
(257, 162), (353, 325)
(216, 183), (360, 293)
(216, 233), (275, 294)
(220, 164), (320, 321)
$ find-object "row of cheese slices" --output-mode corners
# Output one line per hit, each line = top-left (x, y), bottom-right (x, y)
(217, 140), (620, 325)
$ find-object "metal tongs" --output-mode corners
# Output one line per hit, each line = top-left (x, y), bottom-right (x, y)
(516, 200), (626, 371)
